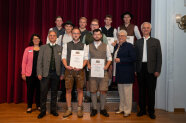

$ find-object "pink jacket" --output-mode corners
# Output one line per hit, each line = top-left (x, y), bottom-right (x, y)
(21, 46), (34, 76)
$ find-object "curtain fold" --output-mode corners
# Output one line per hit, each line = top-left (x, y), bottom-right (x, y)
(0, 0), (151, 103)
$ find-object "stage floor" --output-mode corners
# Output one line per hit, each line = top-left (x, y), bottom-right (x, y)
(0, 103), (185, 123)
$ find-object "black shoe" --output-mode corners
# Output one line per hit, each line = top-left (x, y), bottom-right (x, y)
(137, 111), (146, 117)
(90, 109), (97, 117)
(100, 109), (109, 117)
(26, 108), (32, 113)
(149, 114), (156, 119)
(37, 112), (46, 119)
(51, 112), (59, 116)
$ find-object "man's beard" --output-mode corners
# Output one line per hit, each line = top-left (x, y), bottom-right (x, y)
(94, 38), (101, 41)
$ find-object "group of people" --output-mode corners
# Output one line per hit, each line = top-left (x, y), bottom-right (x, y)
(21, 12), (162, 120)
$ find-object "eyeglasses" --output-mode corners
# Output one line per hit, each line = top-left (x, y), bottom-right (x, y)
(72, 33), (80, 35)
(118, 35), (126, 37)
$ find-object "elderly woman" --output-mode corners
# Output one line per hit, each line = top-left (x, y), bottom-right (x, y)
(113, 30), (136, 117)
(22, 34), (42, 113)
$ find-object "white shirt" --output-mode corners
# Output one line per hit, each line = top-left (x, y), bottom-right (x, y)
(49, 42), (56, 46)
(142, 36), (150, 62)
(62, 33), (73, 45)
(113, 45), (120, 76)
(87, 41), (112, 61)
(62, 40), (88, 60)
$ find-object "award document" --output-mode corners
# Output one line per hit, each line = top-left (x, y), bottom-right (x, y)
(70, 50), (84, 69)
(107, 37), (115, 53)
(91, 59), (105, 78)
(126, 36), (134, 45)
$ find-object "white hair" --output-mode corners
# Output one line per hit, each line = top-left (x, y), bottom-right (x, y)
(141, 22), (152, 30)
(118, 29), (127, 36)
(48, 30), (57, 35)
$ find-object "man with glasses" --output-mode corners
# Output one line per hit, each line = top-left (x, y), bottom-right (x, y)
(62, 28), (88, 118)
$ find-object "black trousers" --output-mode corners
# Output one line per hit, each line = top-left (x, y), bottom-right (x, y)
(137, 63), (157, 115)
(40, 72), (59, 113)
(26, 76), (40, 108)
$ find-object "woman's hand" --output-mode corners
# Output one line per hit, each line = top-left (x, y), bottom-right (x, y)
(22, 74), (26, 81)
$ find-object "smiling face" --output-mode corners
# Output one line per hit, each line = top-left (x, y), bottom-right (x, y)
(65, 24), (73, 33)
(123, 14), (131, 24)
(55, 17), (63, 27)
(90, 21), (99, 31)
(141, 23), (151, 36)
(32, 36), (40, 46)
(48, 31), (57, 43)
(72, 28), (81, 41)
(93, 31), (102, 41)
(104, 17), (112, 26)
(118, 32), (127, 43)
(79, 18), (87, 29)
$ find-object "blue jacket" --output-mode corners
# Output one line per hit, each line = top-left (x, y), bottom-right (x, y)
(114, 42), (136, 84)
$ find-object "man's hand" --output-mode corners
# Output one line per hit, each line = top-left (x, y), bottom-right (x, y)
(38, 75), (42, 80)
(115, 58), (120, 63)
(154, 72), (160, 77)
(111, 41), (117, 46)
(66, 66), (73, 70)
(74, 68), (81, 71)
(88, 64), (91, 70)
(60, 75), (64, 80)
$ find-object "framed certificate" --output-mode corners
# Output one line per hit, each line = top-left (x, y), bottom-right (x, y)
(91, 59), (105, 78)
(107, 37), (115, 53)
(70, 50), (84, 69)
(126, 36), (134, 45)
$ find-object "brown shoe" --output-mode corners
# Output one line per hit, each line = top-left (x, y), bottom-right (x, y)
(63, 110), (72, 118)
(77, 108), (83, 118)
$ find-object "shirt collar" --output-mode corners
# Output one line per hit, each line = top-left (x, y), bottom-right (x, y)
(49, 42), (56, 46)
(94, 41), (102, 45)
(73, 40), (80, 44)
(143, 36), (150, 40)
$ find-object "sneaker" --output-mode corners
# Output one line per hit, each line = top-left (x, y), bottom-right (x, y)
(63, 110), (72, 118)
(77, 109), (83, 118)
(115, 110), (124, 114)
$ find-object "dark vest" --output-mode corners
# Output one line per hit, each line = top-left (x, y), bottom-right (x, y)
(52, 27), (65, 38)
(85, 32), (104, 45)
(101, 26), (114, 37)
(89, 42), (107, 65)
(66, 41), (84, 65)
(119, 24), (135, 36)
(80, 29), (89, 42)
(49, 44), (56, 72)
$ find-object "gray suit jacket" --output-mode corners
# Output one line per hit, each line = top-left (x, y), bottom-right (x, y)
(135, 37), (162, 73)
(37, 44), (64, 77)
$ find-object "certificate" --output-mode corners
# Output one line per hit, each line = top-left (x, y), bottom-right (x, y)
(126, 36), (134, 45)
(107, 37), (115, 53)
(91, 59), (105, 78)
(70, 50), (84, 69)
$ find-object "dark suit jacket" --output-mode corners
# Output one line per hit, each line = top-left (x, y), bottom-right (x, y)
(114, 42), (136, 84)
(37, 44), (64, 77)
(135, 37), (162, 73)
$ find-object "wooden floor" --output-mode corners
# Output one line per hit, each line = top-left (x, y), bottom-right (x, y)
(0, 103), (186, 123)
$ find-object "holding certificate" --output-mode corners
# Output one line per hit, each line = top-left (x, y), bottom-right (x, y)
(70, 50), (84, 69)
(90, 59), (105, 78)
(87, 29), (112, 117)
(62, 28), (88, 118)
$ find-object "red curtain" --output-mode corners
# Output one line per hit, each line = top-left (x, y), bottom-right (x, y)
(0, 0), (151, 103)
